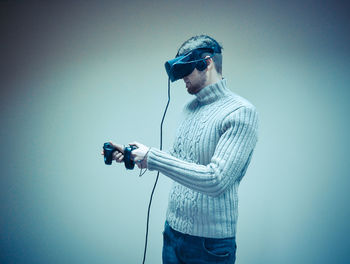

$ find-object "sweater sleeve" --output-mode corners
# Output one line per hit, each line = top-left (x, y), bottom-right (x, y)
(146, 106), (259, 197)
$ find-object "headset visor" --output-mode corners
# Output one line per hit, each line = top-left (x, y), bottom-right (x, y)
(165, 54), (196, 82)
(164, 47), (216, 82)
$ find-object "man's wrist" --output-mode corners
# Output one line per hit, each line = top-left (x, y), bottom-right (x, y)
(144, 147), (151, 164)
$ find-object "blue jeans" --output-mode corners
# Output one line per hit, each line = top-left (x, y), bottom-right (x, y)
(162, 221), (236, 264)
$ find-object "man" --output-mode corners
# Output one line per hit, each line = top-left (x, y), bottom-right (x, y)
(106, 35), (258, 263)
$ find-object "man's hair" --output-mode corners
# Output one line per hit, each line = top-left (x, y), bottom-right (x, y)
(177, 35), (223, 75)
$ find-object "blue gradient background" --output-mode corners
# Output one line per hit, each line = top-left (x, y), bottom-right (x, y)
(1, 1), (349, 263)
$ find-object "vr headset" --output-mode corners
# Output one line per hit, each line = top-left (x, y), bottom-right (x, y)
(165, 45), (221, 82)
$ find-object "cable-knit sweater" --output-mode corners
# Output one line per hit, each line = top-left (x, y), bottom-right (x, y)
(146, 79), (259, 238)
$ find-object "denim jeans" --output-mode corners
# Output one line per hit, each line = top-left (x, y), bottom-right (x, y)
(162, 221), (236, 264)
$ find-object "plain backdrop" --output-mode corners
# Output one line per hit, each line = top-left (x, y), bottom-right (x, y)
(1, 1), (350, 263)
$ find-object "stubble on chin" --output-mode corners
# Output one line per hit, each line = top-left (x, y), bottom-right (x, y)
(185, 71), (207, 95)
(190, 73), (207, 94)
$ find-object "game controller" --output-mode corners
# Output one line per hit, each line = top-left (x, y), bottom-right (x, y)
(103, 142), (137, 170)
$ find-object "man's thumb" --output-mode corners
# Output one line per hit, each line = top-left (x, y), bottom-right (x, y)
(109, 142), (125, 153)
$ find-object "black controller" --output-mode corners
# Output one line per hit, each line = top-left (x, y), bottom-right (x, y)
(103, 143), (137, 170)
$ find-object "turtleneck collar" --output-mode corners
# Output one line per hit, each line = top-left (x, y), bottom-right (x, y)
(195, 78), (231, 105)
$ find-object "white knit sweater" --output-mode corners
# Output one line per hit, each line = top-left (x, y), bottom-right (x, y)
(147, 79), (259, 238)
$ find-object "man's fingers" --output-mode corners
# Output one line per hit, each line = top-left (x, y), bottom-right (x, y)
(116, 152), (123, 160)
(113, 151), (124, 162)
(113, 151), (122, 158)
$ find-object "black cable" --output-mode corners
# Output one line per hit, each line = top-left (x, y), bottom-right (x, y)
(142, 77), (171, 264)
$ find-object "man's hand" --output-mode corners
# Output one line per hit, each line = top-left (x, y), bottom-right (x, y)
(101, 141), (150, 169)
(129, 141), (150, 169)
(101, 142), (125, 163)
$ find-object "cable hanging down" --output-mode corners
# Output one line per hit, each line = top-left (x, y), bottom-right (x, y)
(142, 77), (171, 264)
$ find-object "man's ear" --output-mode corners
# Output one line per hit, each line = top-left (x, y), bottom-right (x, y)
(204, 56), (214, 70)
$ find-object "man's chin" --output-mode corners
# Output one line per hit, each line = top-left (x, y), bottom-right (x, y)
(186, 86), (195, 94)
(186, 83), (201, 94)
(187, 88), (198, 95)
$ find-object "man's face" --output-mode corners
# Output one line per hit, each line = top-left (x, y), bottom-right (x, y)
(183, 68), (207, 95)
